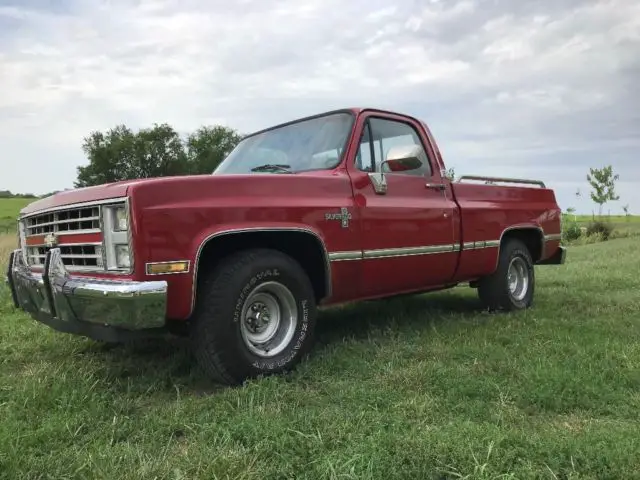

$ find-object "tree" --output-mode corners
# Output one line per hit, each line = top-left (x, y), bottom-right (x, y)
(74, 123), (242, 187)
(586, 165), (619, 216)
(185, 125), (242, 174)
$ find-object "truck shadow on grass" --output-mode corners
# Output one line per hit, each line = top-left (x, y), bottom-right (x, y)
(315, 290), (483, 344)
(80, 290), (485, 393)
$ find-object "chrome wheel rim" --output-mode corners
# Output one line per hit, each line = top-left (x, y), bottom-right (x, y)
(239, 281), (297, 358)
(507, 257), (529, 301)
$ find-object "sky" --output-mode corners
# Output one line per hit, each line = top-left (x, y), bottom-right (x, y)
(0, 0), (638, 214)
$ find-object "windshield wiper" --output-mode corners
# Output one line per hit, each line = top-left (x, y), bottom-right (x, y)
(250, 164), (293, 173)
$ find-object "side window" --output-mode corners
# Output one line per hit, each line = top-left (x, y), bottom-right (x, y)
(355, 122), (374, 172)
(356, 118), (432, 177)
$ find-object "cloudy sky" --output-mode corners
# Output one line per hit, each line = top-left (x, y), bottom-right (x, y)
(1, 0), (638, 213)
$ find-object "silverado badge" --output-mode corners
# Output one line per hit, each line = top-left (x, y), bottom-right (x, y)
(325, 208), (352, 228)
(44, 233), (58, 247)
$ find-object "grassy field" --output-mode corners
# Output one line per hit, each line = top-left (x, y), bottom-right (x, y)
(0, 197), (35, 234)
(573, 214), (640, 234)
(1, 228), (640, 478)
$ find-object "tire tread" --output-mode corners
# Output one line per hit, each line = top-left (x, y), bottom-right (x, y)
(190, 248), (316, 385)
(478, 239), (534, 311)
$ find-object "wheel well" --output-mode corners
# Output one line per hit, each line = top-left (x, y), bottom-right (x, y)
(195, 230), (330, 304)
(500, 228), (544, 262)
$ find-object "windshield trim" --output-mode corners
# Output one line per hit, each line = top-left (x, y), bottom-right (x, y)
(241, 108), (356, 141)
(214, 109), (357, 175)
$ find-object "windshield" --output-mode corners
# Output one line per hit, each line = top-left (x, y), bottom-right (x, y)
(213, 112), (354, 174)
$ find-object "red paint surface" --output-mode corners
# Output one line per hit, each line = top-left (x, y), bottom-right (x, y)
(25, 232), (103, 246)
(19, 107), (563, 321)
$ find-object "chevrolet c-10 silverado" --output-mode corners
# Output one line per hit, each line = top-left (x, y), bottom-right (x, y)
(6, 107), (566, 385)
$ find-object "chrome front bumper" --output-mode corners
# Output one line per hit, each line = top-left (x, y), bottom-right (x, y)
(6, 248), (168, 342)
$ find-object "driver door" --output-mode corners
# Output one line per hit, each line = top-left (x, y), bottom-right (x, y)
(349, 113), (458, 298)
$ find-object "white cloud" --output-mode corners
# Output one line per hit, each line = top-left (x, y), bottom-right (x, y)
(0, 0), (638, 213)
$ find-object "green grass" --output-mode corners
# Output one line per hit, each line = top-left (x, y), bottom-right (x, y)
(1, 234), (639, 479)
(0, 198), (36, 234)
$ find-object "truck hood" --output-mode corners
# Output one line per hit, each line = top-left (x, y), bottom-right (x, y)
(19, 172), (326, 216)
(19, 177), (183, 216)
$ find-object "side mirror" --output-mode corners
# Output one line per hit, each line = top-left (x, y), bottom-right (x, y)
(382, 145), (424, 172)
(367, 144), (424, 195)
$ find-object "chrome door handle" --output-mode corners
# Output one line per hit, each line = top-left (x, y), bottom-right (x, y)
(426, 183), (446, 191)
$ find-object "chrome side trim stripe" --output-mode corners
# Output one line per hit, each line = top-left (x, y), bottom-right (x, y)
(328, 251), (362, 262)
(364, 244), (458, 259)
(329, 244), (460, 262)
(462, 240), (500, 250)
(328, 233), (558, 263)
(544, 233), (562, 242)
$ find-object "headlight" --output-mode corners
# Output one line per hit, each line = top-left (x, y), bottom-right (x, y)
(113, 206), (129, 231)
(115, 245), (131, 269)
(102, 202), (132, 272)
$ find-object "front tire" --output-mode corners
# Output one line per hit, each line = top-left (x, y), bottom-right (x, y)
(478, 239), (535, 311)
(190, 248), (317, 385)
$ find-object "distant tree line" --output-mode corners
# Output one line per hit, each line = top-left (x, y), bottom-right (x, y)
(0, 190), (38, 199)
(75, 123), (242, 188)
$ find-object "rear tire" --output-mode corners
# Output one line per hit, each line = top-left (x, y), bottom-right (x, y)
(478, 239), (535, 311)
(190, 248), (317, 385)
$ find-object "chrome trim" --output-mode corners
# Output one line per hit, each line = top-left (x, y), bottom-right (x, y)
(8, 248), (167, 331)
(146, 260), (192, 275)
(25, 216), (100, 230)
(18, 197), (133, 276)
(25, 243), (104, 272)
(190, 227), (332, 316)
(544, 233), (562, 242)
(328, 241), (503, 262)
(24, 208), (101, 237)
(368, 171), (387, 195)
(494, 225), (546, 270)
(328, 251), (363, 262)
(461, 240), (500, 250)
(26, 241), (103, 247)
(19, 197), (129, 218)
(48, 229), (101, 236)
(457, 175), (546, 188)
(363, 244), (457, 259)
(101, 200), (133, 273)
(19, 220), (27, 267)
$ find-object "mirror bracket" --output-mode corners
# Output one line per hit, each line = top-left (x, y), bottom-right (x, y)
(368, 171), (387, 195)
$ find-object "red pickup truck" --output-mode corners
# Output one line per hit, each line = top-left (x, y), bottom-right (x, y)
(6, 107), (565, 385)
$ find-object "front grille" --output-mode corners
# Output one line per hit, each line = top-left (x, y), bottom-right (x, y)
(25, 206), (100, 236)
(22, 203), (106, 272)
(20, 198), (130, 274)
(26, 245), (103, 270)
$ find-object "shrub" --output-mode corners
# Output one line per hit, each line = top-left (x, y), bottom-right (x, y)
(586, 220), (614, 241)
(562, 221), (582, 242)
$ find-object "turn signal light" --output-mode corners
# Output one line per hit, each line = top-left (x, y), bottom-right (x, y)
(146, 261), (190, 275)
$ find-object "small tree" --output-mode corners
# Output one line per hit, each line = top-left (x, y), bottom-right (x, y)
(586, 165), (619, 216)
(622, 204), (630, 220)
(566, 207), (577, 221)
